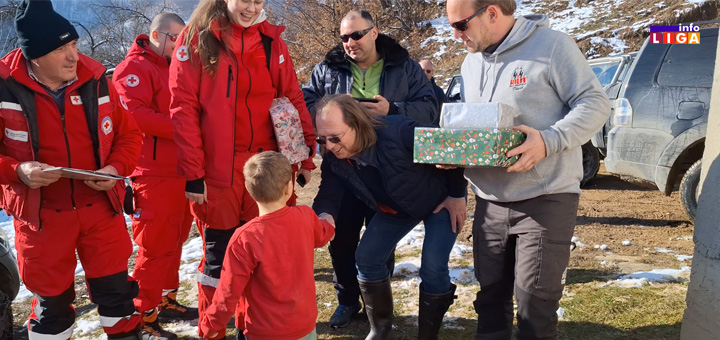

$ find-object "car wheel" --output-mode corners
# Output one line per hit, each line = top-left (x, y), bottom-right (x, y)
(0, 291), (12, 340)
(680, 159), (702, 221)
(581, 142), (600, 188)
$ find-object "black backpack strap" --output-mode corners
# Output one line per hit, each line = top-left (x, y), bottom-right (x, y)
(3, 78), (40, 156)
(78, 76), (108, 170)
(260, 33), (272, 71)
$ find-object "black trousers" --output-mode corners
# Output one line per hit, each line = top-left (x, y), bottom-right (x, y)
(472, 193), (579, 340)
(329, 193), (395, 306)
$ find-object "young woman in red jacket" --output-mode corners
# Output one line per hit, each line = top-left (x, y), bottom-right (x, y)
(168, 1), (316, 339)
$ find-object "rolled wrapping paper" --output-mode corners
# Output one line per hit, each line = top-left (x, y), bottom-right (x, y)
(269, 97), (311, 164)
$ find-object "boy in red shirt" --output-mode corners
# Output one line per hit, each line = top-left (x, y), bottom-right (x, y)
(199, 151), (335, 340)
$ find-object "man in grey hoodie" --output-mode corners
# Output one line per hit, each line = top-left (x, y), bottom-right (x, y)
(446, 1), (610, 339)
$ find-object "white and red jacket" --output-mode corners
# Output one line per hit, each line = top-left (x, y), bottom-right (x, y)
(169, 20), (316, 189)
(0, 49), (142, 228)
(113, 34), (177, 177)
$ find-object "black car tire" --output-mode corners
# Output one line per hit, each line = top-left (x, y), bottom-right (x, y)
(680, 159), (702, 221)
(581, 142), (600, 188)
(0, 291), (12, 340)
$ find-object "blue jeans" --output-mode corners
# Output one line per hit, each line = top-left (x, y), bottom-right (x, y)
(356, 209), (457, 294)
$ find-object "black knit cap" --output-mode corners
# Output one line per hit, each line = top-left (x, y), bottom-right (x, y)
(14, 0), (79, 60)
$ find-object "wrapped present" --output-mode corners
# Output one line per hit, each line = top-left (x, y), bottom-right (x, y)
(269, 97), (311, 164)
(413, 127), (526, 167)
(440, 102), (520, 129)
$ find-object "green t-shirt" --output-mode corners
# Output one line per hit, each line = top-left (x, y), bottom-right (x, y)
(350, 59), (384, 99)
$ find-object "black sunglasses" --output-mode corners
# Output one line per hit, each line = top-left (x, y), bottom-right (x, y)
(424, 69), (432, 74)
(340, 27), (374, 43)
(316, 128), (349, 145)
(450, 6), (488, 32)
(158, 30), (178, 42)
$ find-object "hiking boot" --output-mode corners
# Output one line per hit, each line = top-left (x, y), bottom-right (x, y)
(329, 301), (362, 328)
(158, 291), (199, 322)
(141, 309), (178, 340)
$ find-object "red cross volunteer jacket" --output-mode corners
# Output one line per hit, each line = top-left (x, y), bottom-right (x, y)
(169, 20), (316, 189)
(0, 49), (142, 229)
(113, 34), (177, 177)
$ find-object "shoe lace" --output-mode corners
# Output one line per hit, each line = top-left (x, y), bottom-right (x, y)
(165, 299), (188, 312)
(142, 323), (163, 337)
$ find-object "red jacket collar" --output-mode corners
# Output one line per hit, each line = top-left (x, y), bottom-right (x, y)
(209, 19), (285, 41)
(126, 34), (167, 66)
(0, 48), (106, 92)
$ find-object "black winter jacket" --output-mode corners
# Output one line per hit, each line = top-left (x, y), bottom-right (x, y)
(302, 34), (438, 125)
(430, 78), (447, 118)
(312, 115), (467, 221)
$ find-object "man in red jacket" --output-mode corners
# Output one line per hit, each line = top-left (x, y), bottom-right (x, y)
(113, 12), (196, 340)
(0, 1), (143, 339)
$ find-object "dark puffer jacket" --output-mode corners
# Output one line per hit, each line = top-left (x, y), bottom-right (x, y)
(302, 34), (438, 125)
(312, 115), (466, 221)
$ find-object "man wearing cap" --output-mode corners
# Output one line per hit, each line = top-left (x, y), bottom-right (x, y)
(302, 9), (438, 329)
(112, 12), (196, 340)
(0, 1), (143, 339)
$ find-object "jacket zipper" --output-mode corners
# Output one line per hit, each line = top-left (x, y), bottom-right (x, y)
(240, 29), (254, 152)
(226, 65), (233, 98)
(60, 112), (77, 209)
(152, 136), (157, 160)
(25, 117), (43, 229)
(227, 46), (240, 187)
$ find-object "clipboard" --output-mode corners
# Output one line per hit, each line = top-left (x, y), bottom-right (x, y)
(42, 167), (128, 181)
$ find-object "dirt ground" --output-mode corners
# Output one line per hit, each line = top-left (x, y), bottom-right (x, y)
(296, 158), (695, 269)
(11, 159), (694, 339)
(297, 157), (696, 281)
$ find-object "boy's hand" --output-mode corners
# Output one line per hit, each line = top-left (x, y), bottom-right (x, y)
(318, 213), (335, 227)
(318, 213), (336, 241)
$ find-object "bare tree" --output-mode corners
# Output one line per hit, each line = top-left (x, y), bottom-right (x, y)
(275, 0), (443, 84)
(86, 0), (182, 66)
(0, 0), (20, 56)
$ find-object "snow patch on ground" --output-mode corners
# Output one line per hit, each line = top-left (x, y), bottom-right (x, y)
(603, 267), (691, 287)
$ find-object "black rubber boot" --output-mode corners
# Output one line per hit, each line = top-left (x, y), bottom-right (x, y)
(359, 277), (394, 340)
(418, 283), (457, 340)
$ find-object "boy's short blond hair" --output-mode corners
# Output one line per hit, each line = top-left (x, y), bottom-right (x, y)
(243, 151), (292, 203)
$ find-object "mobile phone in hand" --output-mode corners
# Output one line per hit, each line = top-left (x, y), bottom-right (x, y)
(353, 97), (379, 103)
(296, 174), (306, 187)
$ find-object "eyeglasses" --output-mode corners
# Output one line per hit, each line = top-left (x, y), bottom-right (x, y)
(158, 30), (178, 42)
(450, 6), (488, 32)
(316, 128), (349, 145)
(424, 69), (433, 74)
(340, 27), (374, 43)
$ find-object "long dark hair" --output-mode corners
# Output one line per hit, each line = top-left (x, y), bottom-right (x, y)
(183, 0), (230, 75)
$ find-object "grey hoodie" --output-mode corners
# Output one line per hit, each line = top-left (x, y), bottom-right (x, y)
(462, 15), (610, 202)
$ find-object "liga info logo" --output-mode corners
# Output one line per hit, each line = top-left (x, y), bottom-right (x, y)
(650, 24), (700, 44)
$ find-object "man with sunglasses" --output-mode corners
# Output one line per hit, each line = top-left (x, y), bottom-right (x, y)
(419, 59), (447, 114)
(446, 1), (610, 339)
(302, 9), (437, 330)
(113, 12), (197, 340)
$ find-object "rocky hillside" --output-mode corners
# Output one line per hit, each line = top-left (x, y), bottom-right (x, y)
(356, 0), (720, 87)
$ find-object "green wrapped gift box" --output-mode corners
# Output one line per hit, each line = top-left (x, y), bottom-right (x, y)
(413, 127), (526, 167)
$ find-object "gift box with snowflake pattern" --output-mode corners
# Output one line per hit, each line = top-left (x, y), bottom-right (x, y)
(413, 127), (526, 167)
